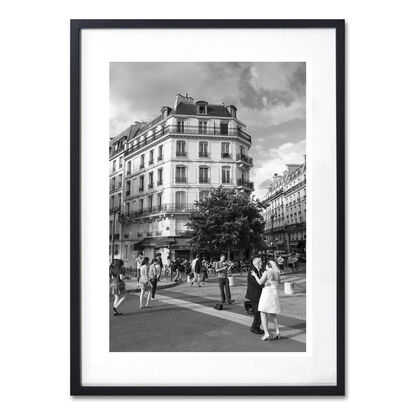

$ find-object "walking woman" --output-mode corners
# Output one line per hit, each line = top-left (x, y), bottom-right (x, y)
(110, 259), (128, 316)
(254, 260), (282, 341)
(138, 257), (152, 308)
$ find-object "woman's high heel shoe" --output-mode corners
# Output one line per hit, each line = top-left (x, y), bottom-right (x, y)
(271, 333), (280, 340)
(261, 334), (270, 341)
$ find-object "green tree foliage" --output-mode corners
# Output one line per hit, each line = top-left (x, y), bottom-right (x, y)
(185, 186), (267, 258)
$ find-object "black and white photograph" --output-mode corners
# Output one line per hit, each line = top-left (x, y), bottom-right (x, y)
(109, 62), (307, 352)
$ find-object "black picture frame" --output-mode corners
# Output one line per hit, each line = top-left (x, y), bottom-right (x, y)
(70, 19), (345, 396)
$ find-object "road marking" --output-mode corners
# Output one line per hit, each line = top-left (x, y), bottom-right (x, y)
(155, 294), (306, 344)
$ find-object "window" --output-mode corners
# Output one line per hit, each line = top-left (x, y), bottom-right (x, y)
(112, 160), (116, 172)
(148, 195), (153, 211)
(126, 181), (131, 196)
(119, 158), (122, 168)
(140, 154), (145, 169)
(176, 141), (186, 156)
(199, 166), (209, 183)
(198, 121), (207, 134)
(175, 191), (186, 208)
(221, 166), (231, 184)
(126, 160), (131, 175)
(157, 193), (163, 209)
(199, 191), (210, 201)
(158, 145), (163, 161)
(221, 142), (231, 158)
(199, 141), (208, 157)
(138, 199), (144, 212)
(118, 174), (122, 188)
(220, 122), (228, 135)
(139, 175), (144, 192)
(198, 105), (206, 114)
(111, 177), (115, 191)
(126, 203), (130, 215)
(110, 195), (115, 209)
(149, 150), (154, 164)
(177, 120), (184, 133)
(176, 166), (187, 183)
(157, 168), (163, 185)
(148, 172), (154, 188)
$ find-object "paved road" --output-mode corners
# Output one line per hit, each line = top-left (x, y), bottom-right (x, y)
(110, 278), (306, 352)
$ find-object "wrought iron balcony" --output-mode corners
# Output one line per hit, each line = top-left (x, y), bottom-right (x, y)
(124, 125), (251, 157)
(237, 179), (254, 190)
(236, 153), (253, 167)
(120, 203), (198, 221)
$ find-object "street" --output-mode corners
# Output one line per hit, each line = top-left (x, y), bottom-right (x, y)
(110, 270), (306, 352)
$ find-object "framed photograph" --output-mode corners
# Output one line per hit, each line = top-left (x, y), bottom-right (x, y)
(71, 19), (345, 395)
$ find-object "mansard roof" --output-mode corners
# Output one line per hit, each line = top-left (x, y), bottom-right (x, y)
(173, 102), (232, 117)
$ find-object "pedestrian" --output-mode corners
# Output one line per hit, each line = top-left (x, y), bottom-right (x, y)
(165, 255), (172, 280)
(135, 252), (144, 280)
(245, 257), (265, 335)
(201, 257), (209, 284)
(156, 252), (164, 280)
(277, 255), (285, 272)
(110, 259), (128, 316)
(288, 255), (294, 272)
(293, 255), (299, 271)
(138, 257), (151, 308)
(254, 260), (282, 341)
(190, 254), (202, 287)
(215, 254), (234, 304)
(172, 258), (179, 282)
(149, 258), (160, 300)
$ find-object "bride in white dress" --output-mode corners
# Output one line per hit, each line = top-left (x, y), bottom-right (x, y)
(254, 260), (282, 341)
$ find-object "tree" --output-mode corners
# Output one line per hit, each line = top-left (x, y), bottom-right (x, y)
(185, 186), (267, 259)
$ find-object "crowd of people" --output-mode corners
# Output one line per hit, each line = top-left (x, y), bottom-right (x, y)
(110, 251), (303, 341)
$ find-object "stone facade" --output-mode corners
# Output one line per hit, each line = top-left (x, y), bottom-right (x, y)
(109, 94), (254, 267)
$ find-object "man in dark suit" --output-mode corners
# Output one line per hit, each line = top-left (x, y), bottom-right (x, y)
(245, 257), (264, 335)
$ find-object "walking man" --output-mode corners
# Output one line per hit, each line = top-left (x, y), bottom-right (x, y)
(246, 257), (265, 335)
(215, 254), (234, 304)
(191, 254), (202, 287)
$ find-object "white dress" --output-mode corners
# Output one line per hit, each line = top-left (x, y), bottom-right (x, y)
(258, 269), (282, 314)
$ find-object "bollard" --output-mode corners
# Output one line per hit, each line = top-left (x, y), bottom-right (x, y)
(228, 276), (235, 287)
(284, 282), (295, 295)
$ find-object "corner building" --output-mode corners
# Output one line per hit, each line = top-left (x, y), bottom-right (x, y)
(262, 157), (306, 253)
(109, 94), (254, 267)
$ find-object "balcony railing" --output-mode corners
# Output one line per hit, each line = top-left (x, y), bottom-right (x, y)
(221, 153), (231, 159)
(176, 151), (187, 157)
(124, 125), (251, 157)
(120, 203), (198, 221)
(237, 179), (254, 190)
(199, 152), (209, 158)
(199, 178), (210, 184)
(236, 153), (253, 166)
(175, 177), (187, 183)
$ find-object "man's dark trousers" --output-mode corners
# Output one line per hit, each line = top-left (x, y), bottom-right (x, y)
(219, 277), (231, 303)
(250, 301), (261, 330)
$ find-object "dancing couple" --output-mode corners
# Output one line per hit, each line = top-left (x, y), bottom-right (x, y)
(246, 257), (282, 341)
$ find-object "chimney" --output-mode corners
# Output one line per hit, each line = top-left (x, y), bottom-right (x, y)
(174, 93), (194, 109)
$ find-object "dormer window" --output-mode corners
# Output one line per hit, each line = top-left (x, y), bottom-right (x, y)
(196, 100), (208, 115)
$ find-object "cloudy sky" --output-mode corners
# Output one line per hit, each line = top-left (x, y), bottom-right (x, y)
(110, 62), (306, 199)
